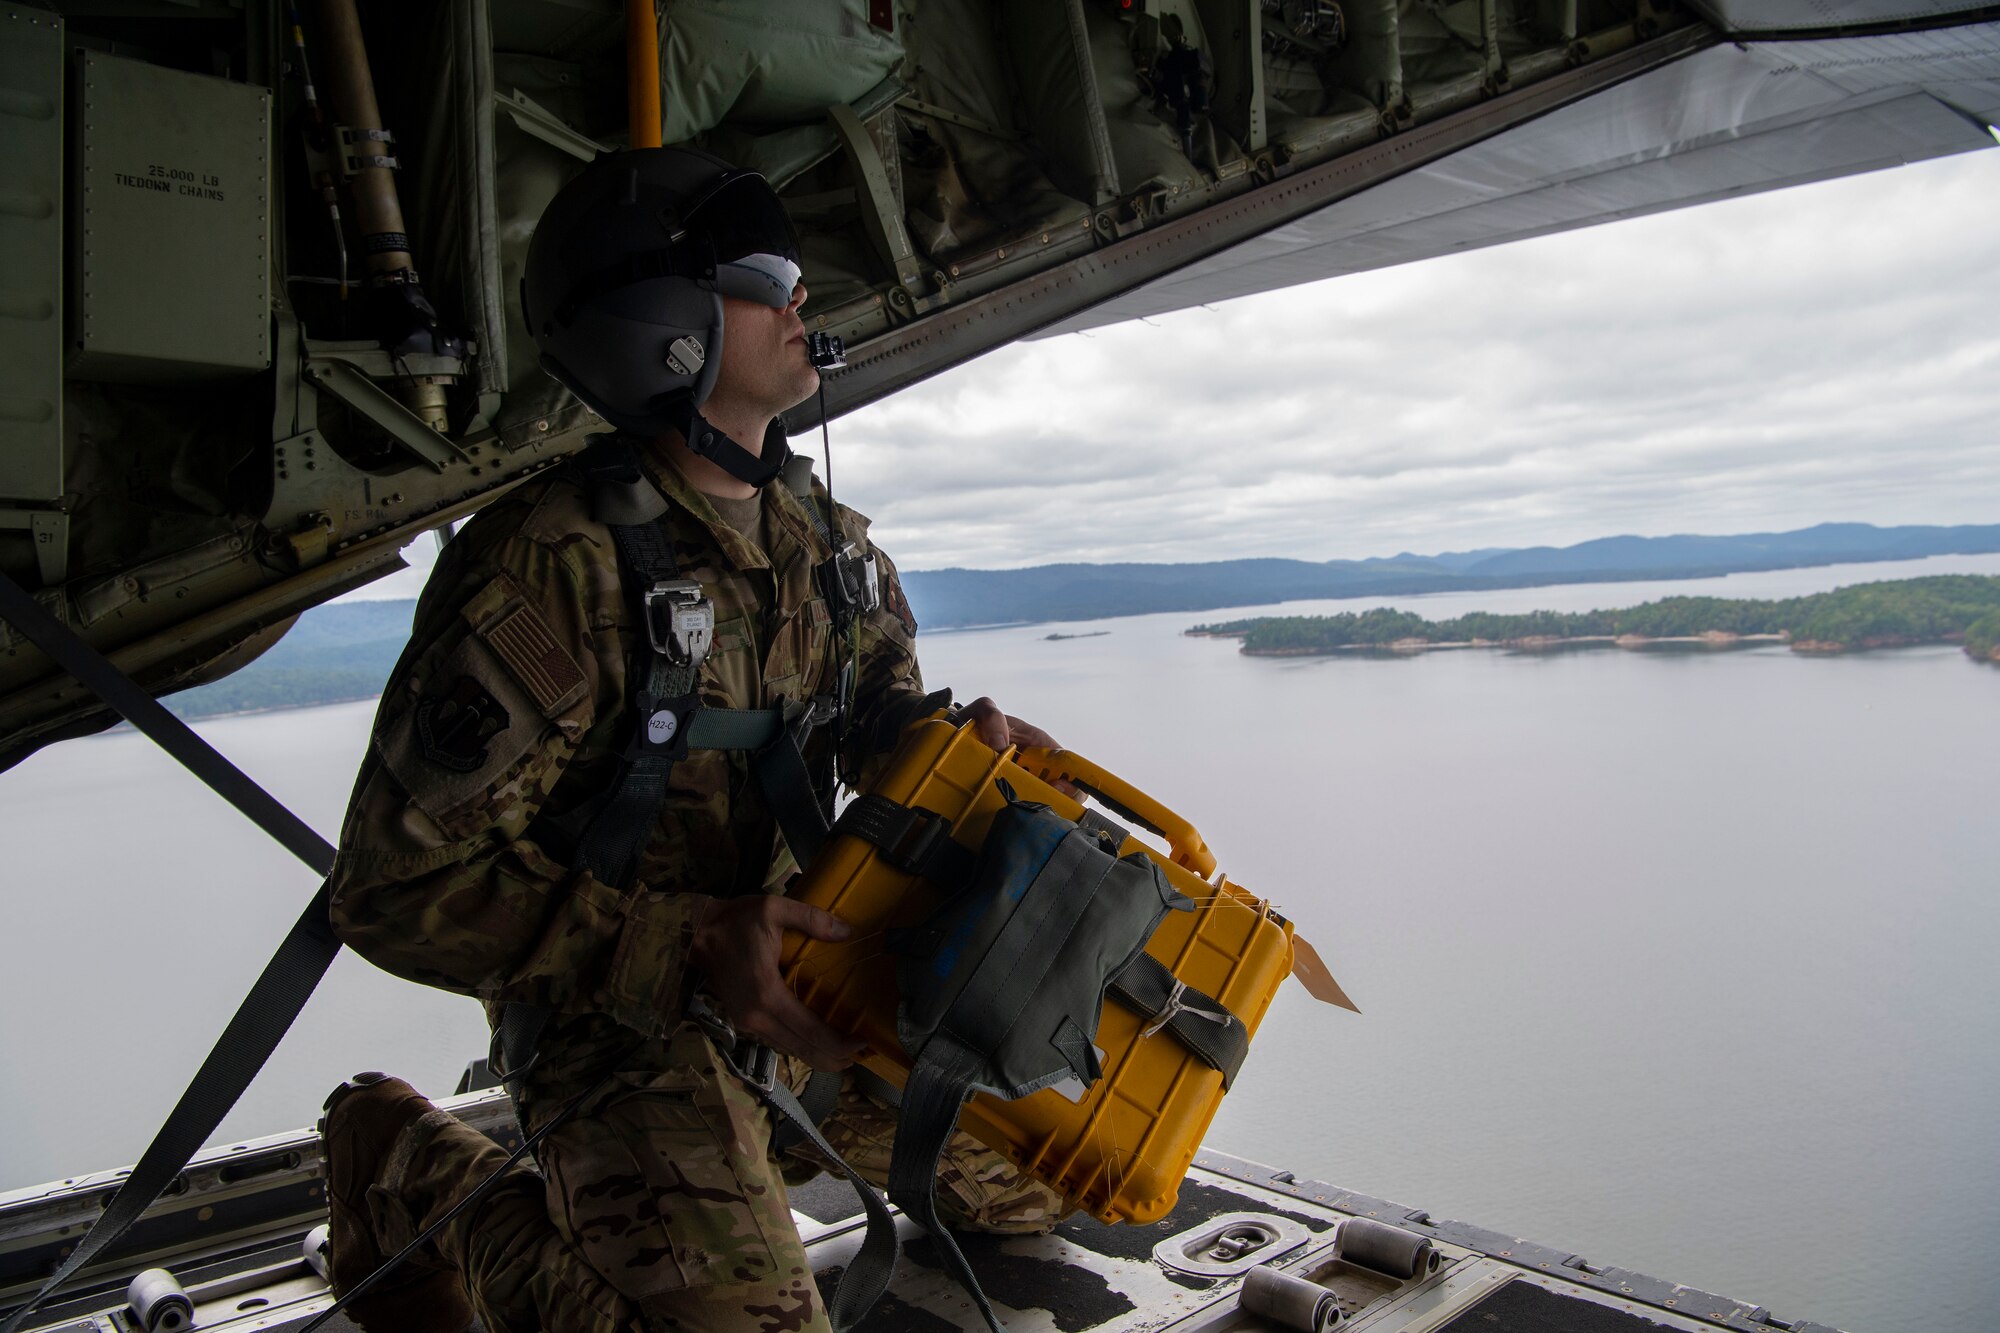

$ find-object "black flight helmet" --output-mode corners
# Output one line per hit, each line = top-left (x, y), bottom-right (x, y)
(521, 148), (803, 446)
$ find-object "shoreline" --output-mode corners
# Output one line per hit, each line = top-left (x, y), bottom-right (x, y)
(104, 693), (386, 734)
(1217, 633), (1986, 658)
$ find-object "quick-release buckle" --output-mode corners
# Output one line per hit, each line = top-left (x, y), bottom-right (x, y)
(642, 579), (714, 667)
(804, 693), (840, 731)
(732, 1040), (779, 1094)
(820, 544), (880, 619)
(686, 995), (778, 1093)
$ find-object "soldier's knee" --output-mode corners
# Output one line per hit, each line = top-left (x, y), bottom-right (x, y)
(928, 1139), (1071, 1236)
(940, 1177), (1068, 1235)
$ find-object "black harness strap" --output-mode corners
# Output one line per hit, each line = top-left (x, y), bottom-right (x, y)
(573, 508), (703, 891)
(889, 1032), (1009, 1330)
(496, 439), (793, 1085)
(0, 573), (342, 1333)
(493, 439), (899, 1329)
(769, 1066), (844, 1155)
(685, 994), (900, 1329)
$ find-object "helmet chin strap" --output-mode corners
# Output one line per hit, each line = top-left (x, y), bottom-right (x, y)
(663, 397), (792, 489)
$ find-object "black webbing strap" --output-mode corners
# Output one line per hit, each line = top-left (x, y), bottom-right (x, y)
(750, 700), (834, 868)
(888, 1034), (1007, 1332)
(1076, 808), (1131, 846)
(497, 463), (706, 1090)
(834, 794), (980, 888)
(572, 514), (698, 890)
(783, 454), (864, 799)
(0, 573), (342, 1333)
(687, 995), (900, 1332)
(497, 442), (830, 1088)
(0, 575), (335, 871)
(1106, 953), (1250, 1087)
(764, 1077), (899, 1329)
(770, 1067), (844, 1154)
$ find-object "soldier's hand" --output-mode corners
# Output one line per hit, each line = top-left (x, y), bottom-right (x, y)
(964, 696), (1059, 752)
(690, 896), (863, 1072)
(963, 698), (1078, 795)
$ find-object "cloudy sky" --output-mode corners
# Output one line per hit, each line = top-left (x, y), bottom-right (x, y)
(373, 142), (2000, 597)
(832, 143), (2000, 571)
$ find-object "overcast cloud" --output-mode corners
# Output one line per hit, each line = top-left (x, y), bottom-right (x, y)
(832, 146), (2000, 571)
(364, 146), (2000, 600)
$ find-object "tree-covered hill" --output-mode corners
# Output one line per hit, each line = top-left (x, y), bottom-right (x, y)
(165, 599), (417, 720)
(903, 522), (2000, 629)
(1192, 576), (2000, 659)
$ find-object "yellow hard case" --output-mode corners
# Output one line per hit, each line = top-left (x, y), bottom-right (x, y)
(780, 717), (1295, 1226)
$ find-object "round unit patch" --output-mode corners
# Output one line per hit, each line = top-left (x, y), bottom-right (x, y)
(646, 709), (680, 746)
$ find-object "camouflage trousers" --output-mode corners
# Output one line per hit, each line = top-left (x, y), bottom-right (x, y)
(366, 1019), (1064, 1332)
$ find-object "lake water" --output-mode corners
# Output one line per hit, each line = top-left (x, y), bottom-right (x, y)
(4, 553), (1997, 1332)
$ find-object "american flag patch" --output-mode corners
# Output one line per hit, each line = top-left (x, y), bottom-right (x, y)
(480, 599), (585, 716)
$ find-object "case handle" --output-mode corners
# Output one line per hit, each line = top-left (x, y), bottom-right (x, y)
(1014, 746), (1216, 877)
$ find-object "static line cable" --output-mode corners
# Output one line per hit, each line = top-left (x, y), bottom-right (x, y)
(0, 572), (343, 1333)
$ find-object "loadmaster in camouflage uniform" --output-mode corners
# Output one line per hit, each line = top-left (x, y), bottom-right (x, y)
(319, 148), (1064, 1333)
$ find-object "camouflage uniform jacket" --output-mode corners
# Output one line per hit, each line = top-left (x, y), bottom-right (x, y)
(329, 443), (933, 1100)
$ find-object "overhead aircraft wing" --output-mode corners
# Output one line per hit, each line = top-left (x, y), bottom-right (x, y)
(1033, 20), (2000, 338)
(1, 0), (1996, 764)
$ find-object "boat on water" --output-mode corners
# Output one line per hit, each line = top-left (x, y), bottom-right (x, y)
(3, 0), (1996, 1328)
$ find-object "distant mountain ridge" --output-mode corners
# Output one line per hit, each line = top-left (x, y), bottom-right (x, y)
(900, 522), (2000, 628)
(164, 521), (2000, 718)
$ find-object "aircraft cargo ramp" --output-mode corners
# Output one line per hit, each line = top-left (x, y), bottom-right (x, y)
(0, 1087), (1843, 1333)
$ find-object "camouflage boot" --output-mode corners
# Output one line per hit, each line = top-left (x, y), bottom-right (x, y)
(318, 1073), (474, 1333)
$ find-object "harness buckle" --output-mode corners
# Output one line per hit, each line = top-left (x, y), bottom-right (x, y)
(820, 544), (881, 619)
(734, 1041), (779, 1094)
(642, 579), (714, 667)
(687, 994), (779, 1093)
(882, 807), (952, 877)
(804, 694), (840, 730)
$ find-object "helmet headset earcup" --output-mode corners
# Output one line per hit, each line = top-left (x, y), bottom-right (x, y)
(540, 289), (725, 437)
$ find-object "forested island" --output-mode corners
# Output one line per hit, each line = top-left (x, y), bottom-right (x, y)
(160, 543), (2000, 723)
(1190, 576), (2000, 661)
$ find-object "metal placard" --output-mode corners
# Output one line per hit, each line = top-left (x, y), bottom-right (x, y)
(69, 49), (271, 381)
